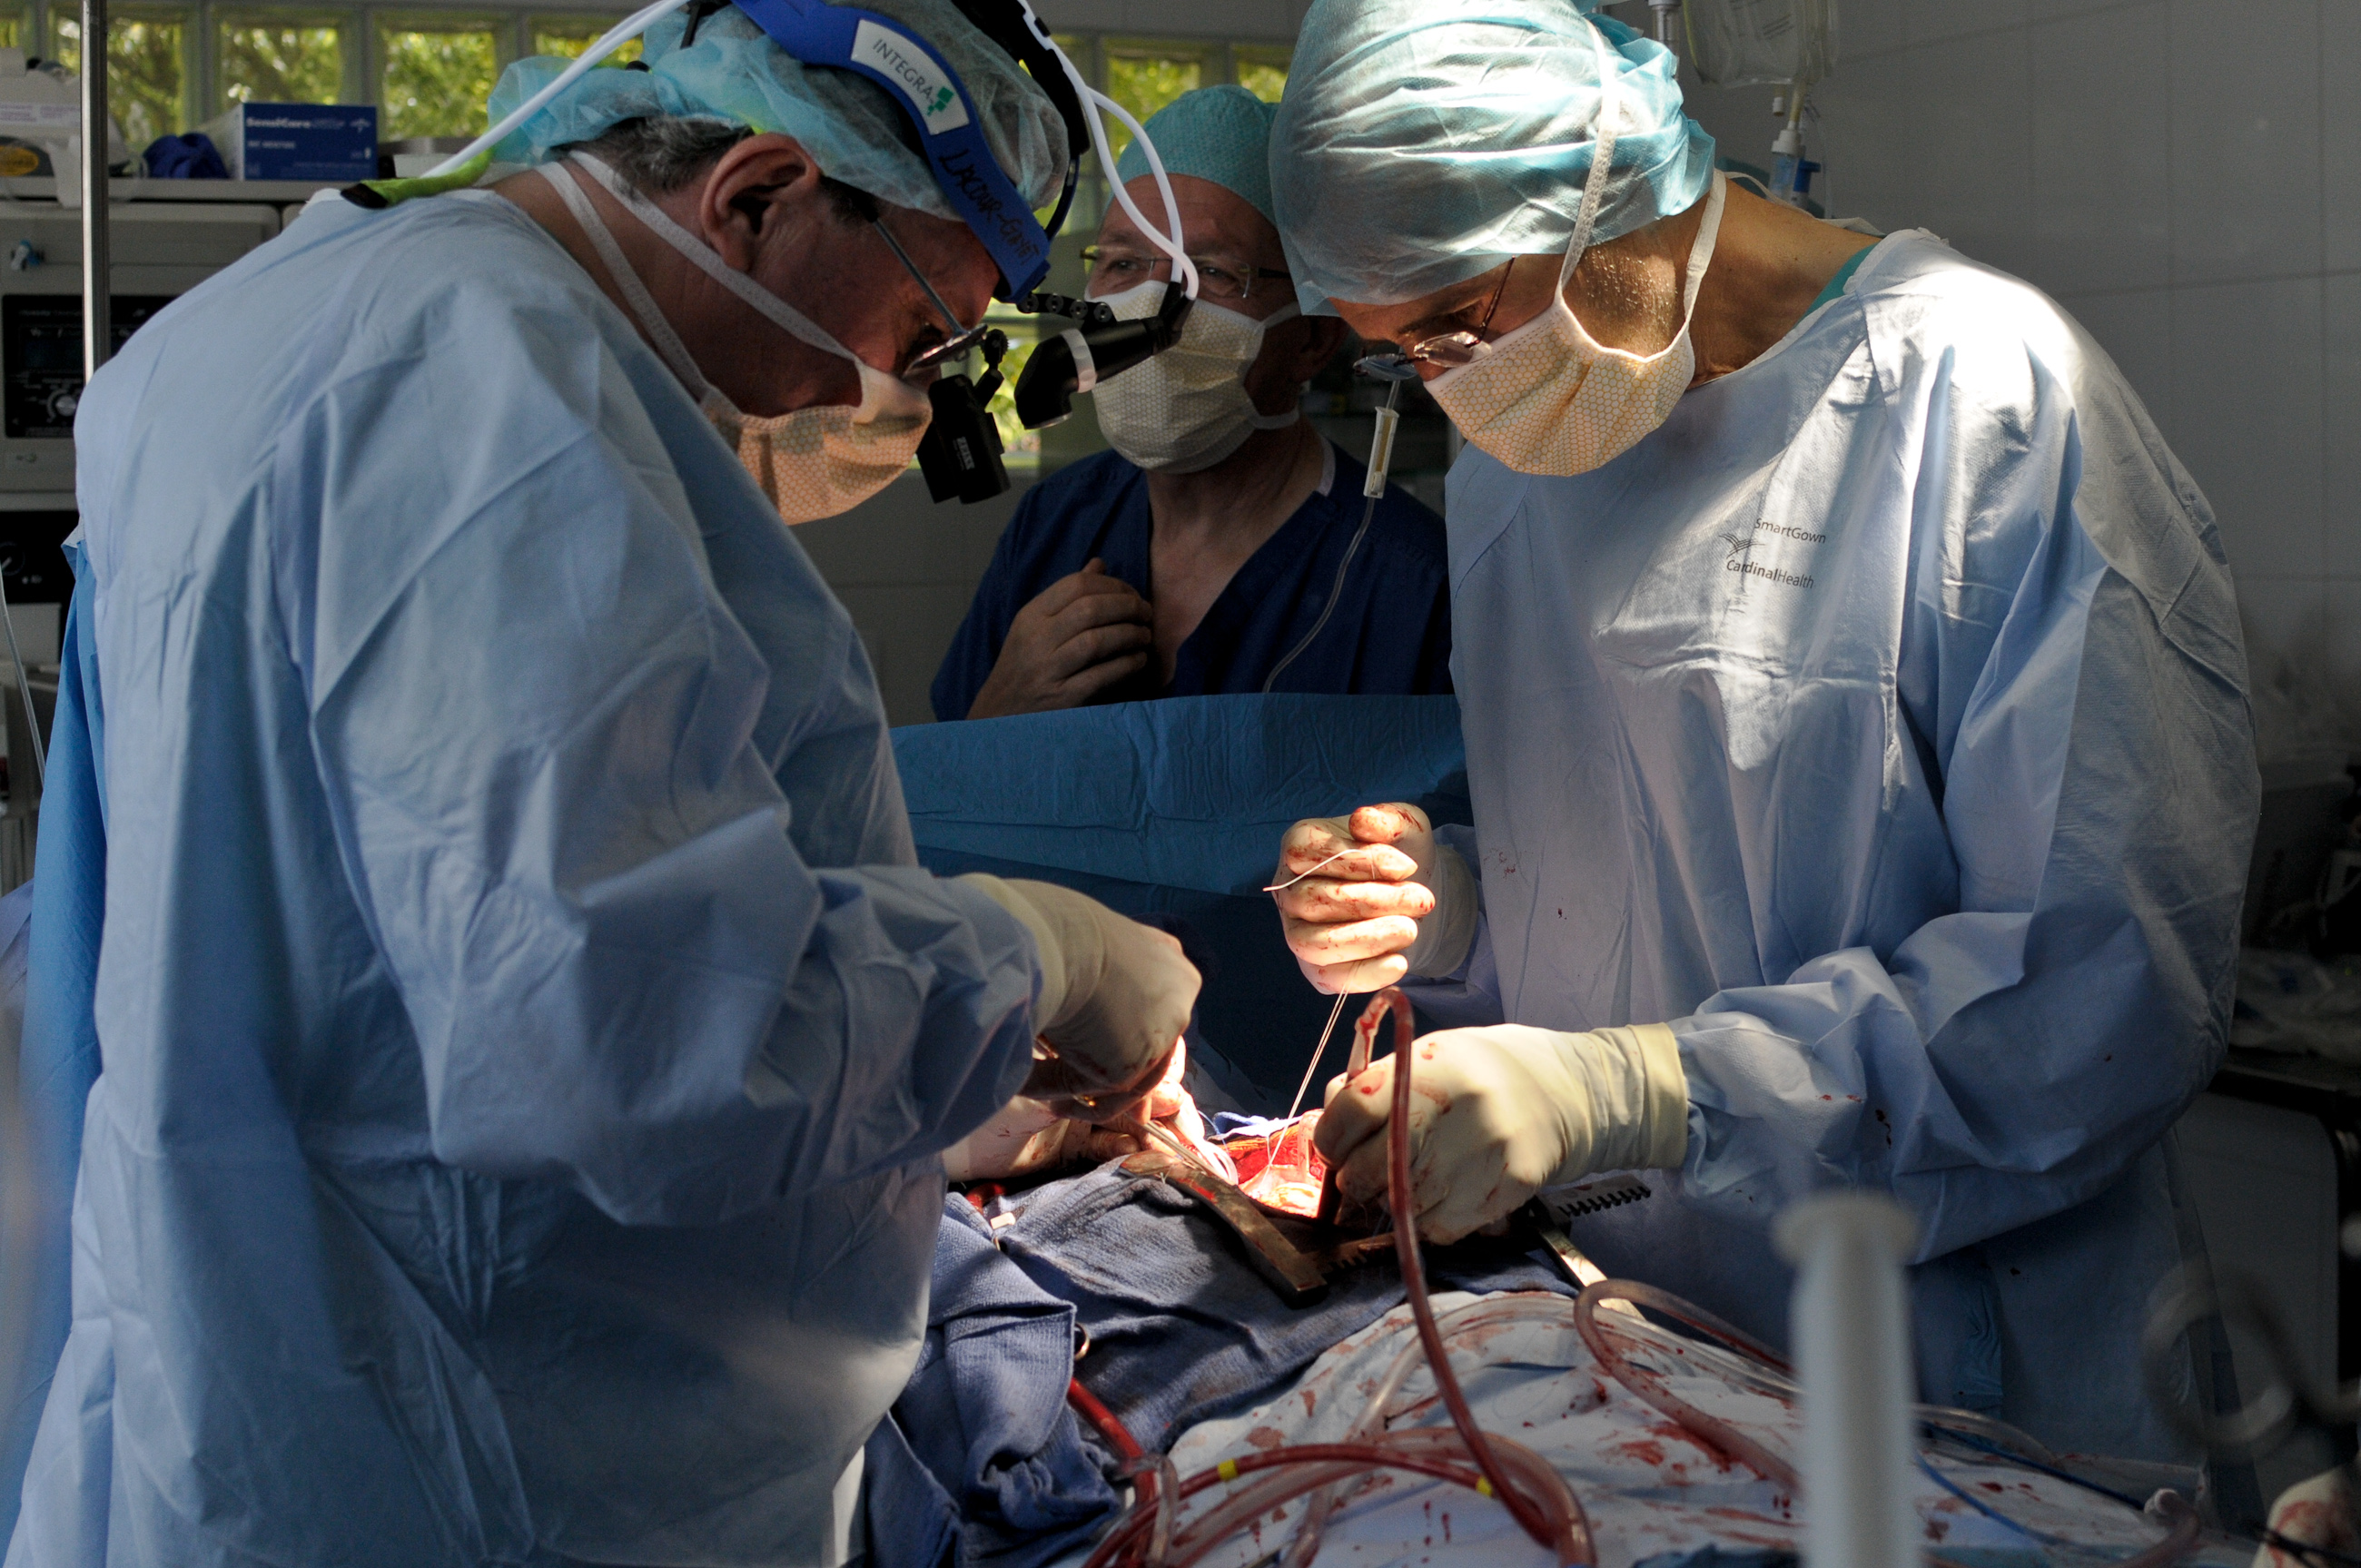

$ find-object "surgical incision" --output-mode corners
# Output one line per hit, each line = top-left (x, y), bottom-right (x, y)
(1224, 1114), (1329, 1217)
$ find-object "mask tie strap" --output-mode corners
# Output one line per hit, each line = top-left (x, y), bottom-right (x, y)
(535, 161), (713, 396)
(568, 152), (865, 370)
(1677, 172), (1730, 322)
(1557, 20), (1625, 291)
(1244, 302), (1302, 429)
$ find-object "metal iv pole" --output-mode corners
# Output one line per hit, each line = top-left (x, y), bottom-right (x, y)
(0, 0), (103, 801)
(0, 0), (112, 797)
(80, 0), (108, 387)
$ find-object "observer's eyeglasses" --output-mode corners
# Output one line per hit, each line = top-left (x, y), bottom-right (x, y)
(1080, 245), (1292, 303)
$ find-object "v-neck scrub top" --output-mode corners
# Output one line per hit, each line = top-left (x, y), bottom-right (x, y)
(930, 441), (1453, 720)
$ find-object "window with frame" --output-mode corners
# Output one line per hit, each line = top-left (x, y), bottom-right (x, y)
(218, 10), (347, 105)
(1232, 45), (1288, 104)
(377, 13), (505, 140)
(1100, 44), (1202, 163)
(54, 6), (189, 150)
(529, 15), (638, 64)
(24, 16), (1306, 174)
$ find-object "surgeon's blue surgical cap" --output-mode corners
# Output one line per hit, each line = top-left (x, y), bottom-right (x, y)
(1270, 0), (1714, 313)
(485, 0), (1069, 217)
(1114, 85), (1279, 228)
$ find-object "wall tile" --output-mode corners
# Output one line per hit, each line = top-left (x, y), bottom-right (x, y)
(2239, 572), (2356, 774)
(1793, 53), (1918, 231)
(834, 582), (1003, 726)
(2325, 592), (2361, 738)
(1833, 0), (1905, 61)
(1886, 30), (2038, 278)
(1901, 0), (2028, 44)
(2169, 0), (2322, 285)
(1677, 74), (1783, 176)
(2238, 575), (2326, 690)
(2171, 277), (2324, 580)
(2059, 288), (2175, 438)
(795, 472), (1022, 589)
(2323, 274), (2361, 578)
(2326, 0), (2361, 271)
(2025, 0), (2149, 18)
(2027, 2), (2170, 296)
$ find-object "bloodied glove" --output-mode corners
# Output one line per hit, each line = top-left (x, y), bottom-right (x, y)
(1271, 803), (1478, 993)
(960, 874), (1199, 1119)
(1311, 1022), (1688, 1242)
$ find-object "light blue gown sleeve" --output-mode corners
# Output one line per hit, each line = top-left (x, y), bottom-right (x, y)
(1669, 351), (2254, 1263)
(1398, 823), (1506, 1029)
(272, 284), (1038, 1228)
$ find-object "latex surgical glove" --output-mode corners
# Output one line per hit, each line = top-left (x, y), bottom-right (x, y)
(965, 561), (1153, 718)
(1271, 803), (1477, 993)
(961, 874), (1199, 1121)
(1311, 1022), (1688, 1243)
(2254, 1466), (2358, 1568)
(943, 1039), (1206, 1182)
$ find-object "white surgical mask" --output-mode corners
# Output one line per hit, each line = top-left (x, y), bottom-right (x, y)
(539, 155), (932, 523)
(1090, 281), (1301, 474)
(1427, 24), (1727, 478)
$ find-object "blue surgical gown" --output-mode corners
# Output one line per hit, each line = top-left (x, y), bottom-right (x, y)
(7, 188), (1042, 1566)
(1412, 232), (2256, 1461)
(929, 443), (1453, 721)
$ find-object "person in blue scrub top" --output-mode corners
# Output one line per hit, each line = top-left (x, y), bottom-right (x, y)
(1265, 0), (2257, 1465)
(932, 86), (1452, 722)
(4, 4), (1204, 1563)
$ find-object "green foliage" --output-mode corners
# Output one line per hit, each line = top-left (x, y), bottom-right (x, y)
(220, 19), (341, 104)
(1235, 59), (1288, 104)
(1101, 53), (1199, 163)
(56, 14), (186, 144)
(983, 328), (1042, 463)
(379, 20), (500, 140)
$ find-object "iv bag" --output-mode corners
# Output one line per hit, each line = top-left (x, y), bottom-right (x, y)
(1685, 0), (1838, 87)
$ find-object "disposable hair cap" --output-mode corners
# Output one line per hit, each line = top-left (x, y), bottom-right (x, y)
(1269, 0), (1714, 314)
(485, 0), (1069, 218)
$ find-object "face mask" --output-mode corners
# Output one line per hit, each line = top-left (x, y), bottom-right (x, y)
(539, 155), (932, 524)
(1090, 281), (1301, 474)
(1427, 24), (1727, 478)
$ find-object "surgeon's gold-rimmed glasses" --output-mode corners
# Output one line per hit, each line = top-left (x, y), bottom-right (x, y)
(870, 217), (995, 374)
(1396, 256), (1518, 369)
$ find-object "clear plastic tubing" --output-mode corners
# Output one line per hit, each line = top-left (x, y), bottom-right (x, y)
(1281, 1293), (1573, 1567)
(1076, 991), (1592, 1568)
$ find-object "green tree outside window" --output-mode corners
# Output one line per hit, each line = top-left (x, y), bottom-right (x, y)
(1101, 51), (1199, 163)
(1234, 52), (1288, 104)
(0, 10), (26, 51)
(54, 12), (188, 147)
(379, 17), (501, 140)
(529, 16), (640, 63)
(219, 15), (343, 104)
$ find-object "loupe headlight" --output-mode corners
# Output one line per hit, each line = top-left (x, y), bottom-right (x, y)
(1011, 281), (1191, 430)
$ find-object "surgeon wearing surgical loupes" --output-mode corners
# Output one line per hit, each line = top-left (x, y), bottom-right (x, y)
(1268, 0), (2256, 1462)
(5, 3), (1205, 1563)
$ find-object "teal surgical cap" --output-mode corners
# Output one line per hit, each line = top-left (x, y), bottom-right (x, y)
(1113, 84), (1278, 228)
(1270, 1), (1714, 312)
(485, 0), (1069, 218)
